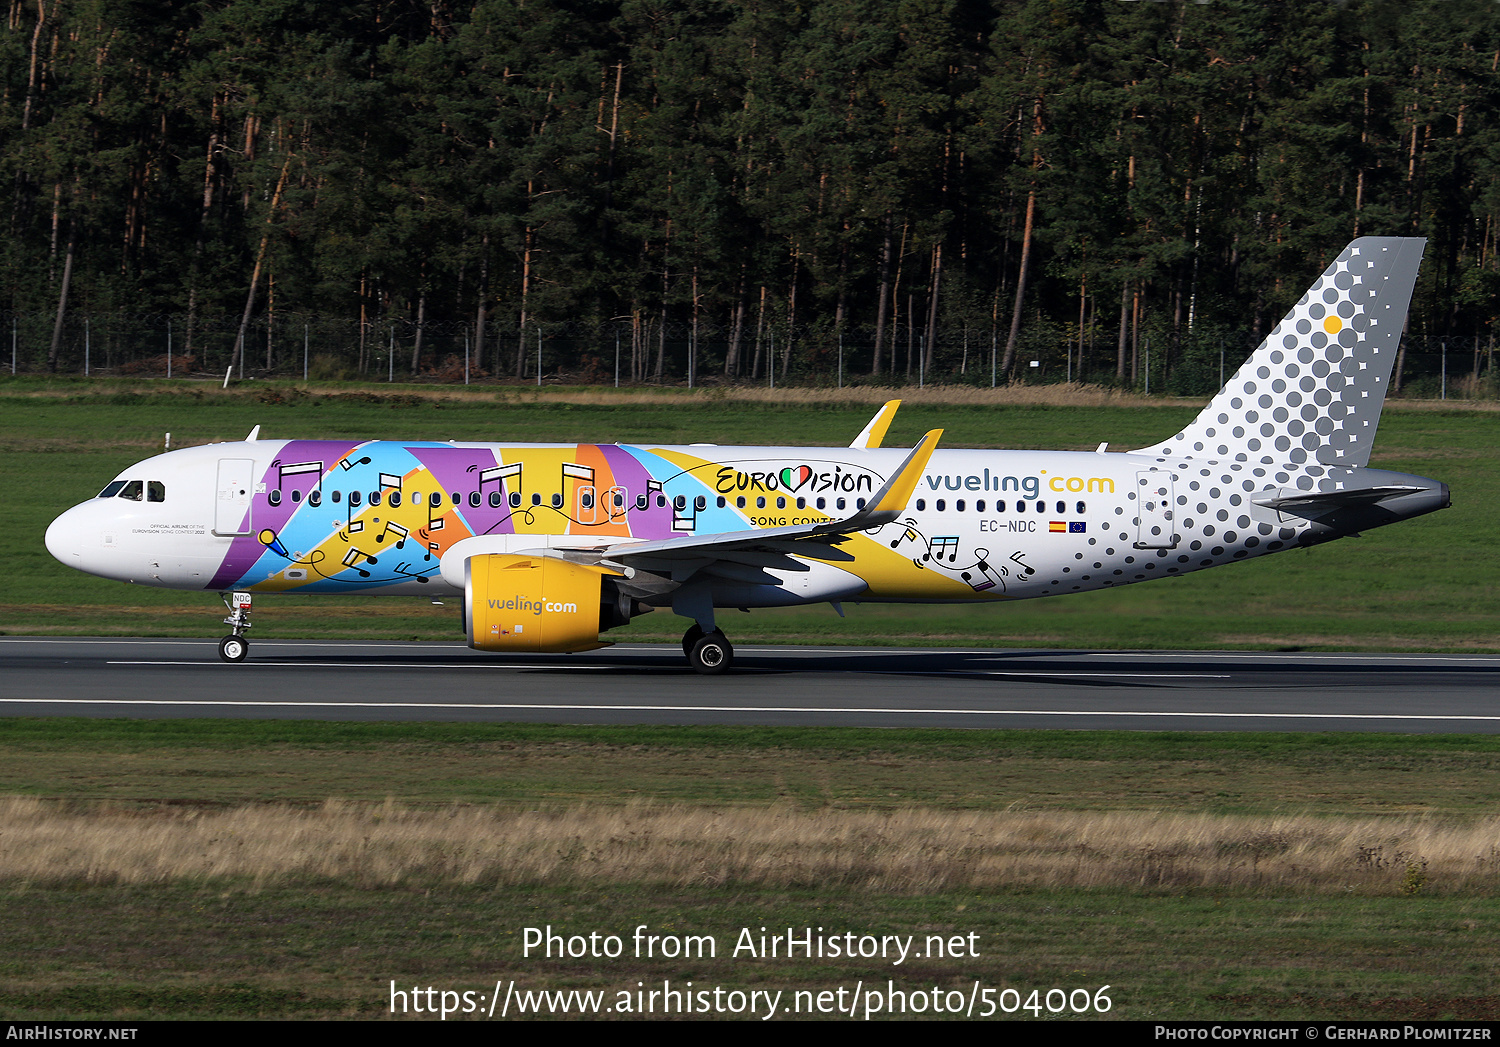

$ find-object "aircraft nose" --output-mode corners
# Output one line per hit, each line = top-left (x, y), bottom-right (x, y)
(45, 504), (87, 568)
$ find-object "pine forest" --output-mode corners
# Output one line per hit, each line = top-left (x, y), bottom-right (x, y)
(2, 0), (1497, 394)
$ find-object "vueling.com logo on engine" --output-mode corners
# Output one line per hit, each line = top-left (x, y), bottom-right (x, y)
(488, 597), (578, 615)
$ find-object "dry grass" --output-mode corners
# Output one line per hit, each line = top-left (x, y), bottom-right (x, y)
(2, 797), (1494, 895)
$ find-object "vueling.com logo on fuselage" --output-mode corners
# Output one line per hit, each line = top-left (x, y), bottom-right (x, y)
(488, 597), (578, 615)
(923, 470), (1116, 498)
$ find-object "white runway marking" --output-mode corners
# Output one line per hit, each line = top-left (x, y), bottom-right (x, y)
(2, 696), (1498, 723)
(102, 660), (1228, 679)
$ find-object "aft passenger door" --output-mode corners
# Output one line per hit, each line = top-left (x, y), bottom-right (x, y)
(1134, 471), (1177, 549)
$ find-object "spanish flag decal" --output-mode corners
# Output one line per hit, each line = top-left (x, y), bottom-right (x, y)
(1049, 521), (1066, 533)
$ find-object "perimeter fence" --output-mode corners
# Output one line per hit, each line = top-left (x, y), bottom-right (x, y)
(3, 313), (1494, 399)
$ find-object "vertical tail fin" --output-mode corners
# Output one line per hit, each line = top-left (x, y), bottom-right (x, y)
(1135, 237), (1426, 468)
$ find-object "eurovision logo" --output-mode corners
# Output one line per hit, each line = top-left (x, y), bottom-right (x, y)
(715, 464), (875, 496)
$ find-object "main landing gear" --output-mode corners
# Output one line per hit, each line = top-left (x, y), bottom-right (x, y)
(218, 590), (252, 662)
(681, 623), (734, 675)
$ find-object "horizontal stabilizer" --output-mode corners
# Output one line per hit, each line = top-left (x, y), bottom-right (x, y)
(1251, 484), (1426, 515)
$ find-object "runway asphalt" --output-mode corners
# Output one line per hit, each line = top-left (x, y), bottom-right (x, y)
(1, 636), (1497, 731)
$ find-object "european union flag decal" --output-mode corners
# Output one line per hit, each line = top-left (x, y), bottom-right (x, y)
(1069, 521), (1087, 533)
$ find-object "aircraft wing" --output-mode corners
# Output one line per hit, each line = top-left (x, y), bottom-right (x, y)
(602, 429), (942, 576)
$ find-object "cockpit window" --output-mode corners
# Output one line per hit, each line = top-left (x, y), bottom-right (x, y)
(98, 481), (127, 499)
(118, 480), (143, 501)
(147, 481), (165, 503)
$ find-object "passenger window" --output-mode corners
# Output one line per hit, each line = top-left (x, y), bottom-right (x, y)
(430, 492), (442, 508)
(268, 490), (281, 506)
(836, 498), (846, 511)
(1056, 500), (1066, 514)
(370, 491), (382, 507)
(332, 490), (342, 504)
(716, 496), (726, 508)
(756, 496), (766, 509)
(674, 495), (687, 510)
(469, 492), (480, 507)
(490, 492), (503, 508)
(98, 481), (127, 498)
(916, 499), (926, 511)
(581, 491), (594, 509)
(1076, 501), (1087, 514)
(510, 492), (522, 508)
(1016, 500), (1026, 511)
(796, 497), (805, 509)
(532, 493), (542, 506)
(695, 495), (707, 511)
(411, 492), (422, 506)
(775, 496), (785, 509)
(816, 497), (826, 510)
(635, 494), (649, 511)
(550, 493), (562, 508)
(736, 496), (746, 509)
(996, 500), (1006, 512)
(290, 489), (302, 503)
(656, 494), (666, 508)
(977, 500), (985, 512)
(936, 499), (946, 512)
(856, 498), (866, 509)
(147, 481), (165, 503)
(308, 490), (321, 507)
(956, 499), (965, 512)
(350, 491), (363, 507)
(613, 492), (625, 509)
(452, 492), (461, 505)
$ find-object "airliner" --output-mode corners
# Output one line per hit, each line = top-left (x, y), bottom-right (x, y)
(45, 237), (1447, 672)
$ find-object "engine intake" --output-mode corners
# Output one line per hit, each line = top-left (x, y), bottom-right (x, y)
(465, 554), (630, 653)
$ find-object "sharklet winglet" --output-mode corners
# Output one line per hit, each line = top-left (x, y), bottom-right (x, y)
(850, 399), (902, 449)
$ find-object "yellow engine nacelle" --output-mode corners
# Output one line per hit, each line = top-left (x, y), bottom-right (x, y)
(465, 553), (623, 653)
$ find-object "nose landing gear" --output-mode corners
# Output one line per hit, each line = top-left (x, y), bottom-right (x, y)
(218, 590), (253, 662)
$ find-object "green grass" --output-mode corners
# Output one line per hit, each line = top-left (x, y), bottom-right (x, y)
(3, 382), (1496, 650)
(2, 720), (1500, 814)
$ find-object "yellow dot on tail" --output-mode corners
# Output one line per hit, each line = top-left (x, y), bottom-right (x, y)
(258, 529), (276, 546)
(1323, 315), (1343, 335)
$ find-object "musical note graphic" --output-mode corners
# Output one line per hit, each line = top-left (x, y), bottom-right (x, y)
(1009, 551), (1036, 576)
(338, 455), (372, 471)
(275, 461), (322, 486)
(341, 548), (377, 578)
(890, 526), (922, 551)
(929, 535), (961, 563)
(961, 549), (1008, 592)
(377, 521), (408, 548)
(379, 473), (403, 492)
(562, 462), (594, 483)
(481, 463), (520, 490)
